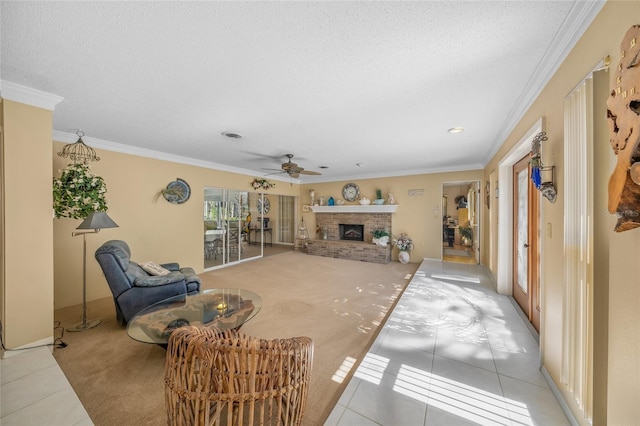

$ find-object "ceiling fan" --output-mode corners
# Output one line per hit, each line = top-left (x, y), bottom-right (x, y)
(263, 154), (321, 178)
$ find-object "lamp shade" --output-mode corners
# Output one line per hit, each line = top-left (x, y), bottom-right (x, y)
(76, 211), (119, 230)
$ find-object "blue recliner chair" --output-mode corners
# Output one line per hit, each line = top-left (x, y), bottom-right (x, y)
(95, 240), (201, 325)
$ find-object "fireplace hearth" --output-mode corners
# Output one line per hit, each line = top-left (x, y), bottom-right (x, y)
(340, 224), (364, 241)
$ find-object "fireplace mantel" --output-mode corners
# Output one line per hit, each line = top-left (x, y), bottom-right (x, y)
(310, 205), (398, 214)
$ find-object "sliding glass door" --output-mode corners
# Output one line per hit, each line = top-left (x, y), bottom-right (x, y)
(204, 187), (256, 269)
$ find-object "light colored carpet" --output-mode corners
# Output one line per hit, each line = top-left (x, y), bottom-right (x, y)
(53, 251), (416, 426)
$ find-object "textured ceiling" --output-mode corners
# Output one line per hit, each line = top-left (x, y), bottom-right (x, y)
(1, 1), (603, 183)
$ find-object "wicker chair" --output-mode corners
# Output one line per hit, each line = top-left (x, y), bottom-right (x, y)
(165, 327), (314, 426)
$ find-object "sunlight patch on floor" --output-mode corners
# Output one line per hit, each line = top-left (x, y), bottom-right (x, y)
(431, 273), (481, 284)
(353, 353), (389, 385)
(331, 356), (356, 384)
(395, 365), (532, 426)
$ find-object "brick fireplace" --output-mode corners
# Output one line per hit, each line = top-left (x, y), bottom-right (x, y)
(306, 206), (397, 264)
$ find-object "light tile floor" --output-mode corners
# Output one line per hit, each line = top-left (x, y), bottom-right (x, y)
(325, 259), (571, 426)
(0, 346), (92, 425)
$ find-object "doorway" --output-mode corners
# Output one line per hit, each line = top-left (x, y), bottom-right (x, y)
(512, 156), (540, 331)
(442, 181), (480, 264)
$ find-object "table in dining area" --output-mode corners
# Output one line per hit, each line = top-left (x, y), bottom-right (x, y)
(126, 289), (262, 345)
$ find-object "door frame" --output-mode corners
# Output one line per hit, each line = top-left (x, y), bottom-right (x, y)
(512, 154), (541, 331)
(497, 118), (544, 296)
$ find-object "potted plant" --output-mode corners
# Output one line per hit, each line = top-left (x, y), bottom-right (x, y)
(459, 225), (473, 246)
(53, 163), (109, 219)
(373, 189), (385, 205)
(371, 230), (390, 247)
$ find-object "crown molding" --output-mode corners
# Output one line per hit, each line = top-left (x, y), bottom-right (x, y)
(482, 0), (606, 165)
(51, 130), (293, 183)
(0, 80), (64, 111)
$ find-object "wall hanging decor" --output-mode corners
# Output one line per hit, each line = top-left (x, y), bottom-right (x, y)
(251, 178), (275, 190)
(530, 131), (557, 203)
(162, 178), (191, 204)
(607, 25), (640, 232)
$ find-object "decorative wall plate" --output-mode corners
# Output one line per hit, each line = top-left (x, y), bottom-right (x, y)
(163, 178), (191, 204)
(257, 197), (270, 214)
(342, 183), (360, 202)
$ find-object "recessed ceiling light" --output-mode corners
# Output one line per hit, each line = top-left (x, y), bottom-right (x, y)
(355, 162), (364, 167)
(221, 131), (243, 139)
(319, 165), (330, 169)
(447, 127), (464, 134)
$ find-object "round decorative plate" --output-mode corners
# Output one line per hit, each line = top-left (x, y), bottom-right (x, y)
(342, 183), (360, 202)
(257, 197), (270, 214)
(163, 178), (191, 204)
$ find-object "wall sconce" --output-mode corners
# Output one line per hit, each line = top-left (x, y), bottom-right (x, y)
(530, 131), (557, 203)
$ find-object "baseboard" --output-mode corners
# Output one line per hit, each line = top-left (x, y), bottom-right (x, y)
(1, 336), (54, 359)
(541, 366), (580, 426)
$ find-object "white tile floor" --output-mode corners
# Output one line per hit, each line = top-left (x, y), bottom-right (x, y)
(0, 260), (569, 426)
(325, 259), (571, 426)
(0, 346), (92, 425)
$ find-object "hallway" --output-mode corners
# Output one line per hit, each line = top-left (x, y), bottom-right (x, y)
(326, 260), (569, 426)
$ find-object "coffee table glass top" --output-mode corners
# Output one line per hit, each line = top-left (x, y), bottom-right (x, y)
(127, 289), (262, 344)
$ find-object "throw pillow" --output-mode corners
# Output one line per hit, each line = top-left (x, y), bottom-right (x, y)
(140, 261), (170, 276)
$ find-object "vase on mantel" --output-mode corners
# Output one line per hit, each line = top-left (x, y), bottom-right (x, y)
(398, 251), (410, 264)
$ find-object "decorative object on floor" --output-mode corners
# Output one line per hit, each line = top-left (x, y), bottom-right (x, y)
(294, 217), (310, 251)
(57, 130), (100, 164)
(250, 177), (275, 190)
(68, 211), (119, 332)
(94, 240), (201, 325)
(53, 163), (109, 219)
(165, 327), (313, 426)
(394, 232), (413, 264)
(459, 225), (473, 247)
(371, 230), (390, 247)
(607, 25), (640, 232)
(161, 178), (190, 204)
(342, 182), (360, 202)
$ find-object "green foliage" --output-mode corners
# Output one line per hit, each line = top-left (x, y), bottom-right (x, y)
(459, 226), (473, 240)
(53, 163), (108, 219)
(371, 229), (390, 239)
(376, 189), (383, 199)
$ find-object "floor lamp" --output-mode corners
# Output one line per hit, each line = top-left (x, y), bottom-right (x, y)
(68, 211), (119, 332)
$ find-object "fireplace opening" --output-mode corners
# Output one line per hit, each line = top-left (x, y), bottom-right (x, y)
(339, 224), (364, 241)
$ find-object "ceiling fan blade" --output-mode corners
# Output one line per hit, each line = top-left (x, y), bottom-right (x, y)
(289, 172), (300, 178)
(299, 170), (322, 175)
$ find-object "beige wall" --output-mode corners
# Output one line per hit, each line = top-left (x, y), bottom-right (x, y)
(52, 144), (299, 309)
(299, 171), (483, 262)
(1, 100), (55, 349)
(483, 1), (640, 424)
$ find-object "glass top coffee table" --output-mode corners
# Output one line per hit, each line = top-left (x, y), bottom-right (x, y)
(127, 289), (262, 344)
